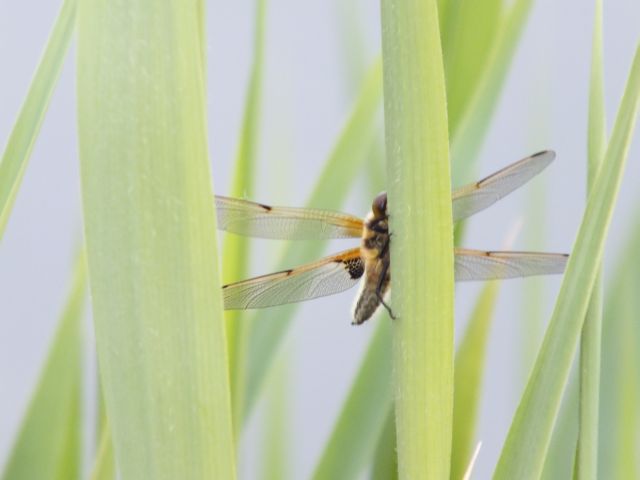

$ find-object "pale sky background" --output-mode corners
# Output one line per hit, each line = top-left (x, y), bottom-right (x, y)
(1, 0), (639, 478)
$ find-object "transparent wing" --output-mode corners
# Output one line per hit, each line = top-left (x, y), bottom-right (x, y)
(455, 248), (568, 281)
(223, 248), (364, 309)
(452, 150), (555, 222)
(215, 195), (363, 240)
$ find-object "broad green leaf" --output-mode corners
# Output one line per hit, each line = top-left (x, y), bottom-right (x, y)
(0, 0), (76, 240)
(381, 0), (454, 476)
(2, 253), (85, 480)
(450, 0), (534, 184)
(243, 58), (383, 421)
(77, 1), (235, 478)
(224, 0), (267, 437)
(494, 44), (640, 479)
(575, 0), (606, 477)
(312, 318), (392, 479)
(451, 281), (500, 479)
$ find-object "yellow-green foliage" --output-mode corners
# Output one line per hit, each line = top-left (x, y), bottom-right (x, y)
(2, 1), (639, 479)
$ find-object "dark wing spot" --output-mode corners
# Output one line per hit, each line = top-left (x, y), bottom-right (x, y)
(258, 203), (272, 211)
(531, 150), (549, 158)
(340, 257), (364, 280)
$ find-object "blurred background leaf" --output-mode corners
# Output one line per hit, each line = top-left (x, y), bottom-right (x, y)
(575, 0), (606, 476)
(223, 0), (267, 438)
(2, 253), (85, 480)
(0, 0), (75, 240)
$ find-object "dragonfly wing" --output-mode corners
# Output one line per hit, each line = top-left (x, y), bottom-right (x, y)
(454, 248), (569, 281)
(452, 150), (555, 222)
(215, 195), (363, 240)
(223, 248), (364, 309)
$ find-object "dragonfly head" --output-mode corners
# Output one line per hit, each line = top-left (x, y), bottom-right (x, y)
(372, 192), (388, 219)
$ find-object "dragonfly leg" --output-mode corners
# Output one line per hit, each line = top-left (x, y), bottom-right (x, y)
(378, 295), (396, 320)
(376, 239), (396, 320)
(375, 267), (396, 320)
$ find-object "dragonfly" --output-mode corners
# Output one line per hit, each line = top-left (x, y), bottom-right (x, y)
(216, 150), (568, 325)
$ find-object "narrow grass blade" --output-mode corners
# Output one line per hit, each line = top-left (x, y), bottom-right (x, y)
(442, 0), (502, 137)
(575, 1), (606, 477)
(381, 0), (454, 476)
(450, 0), (534, 184)
(371, 410), (398, 480)
(77, 2), (235, 478)
(451, 281), (500, 480)
(494, 45), (640, 479)
(1, 253), (85, 480)
(0, 0), (76, 240)
(243, 59), (382, 421)
(224, 0), (267, 437)
(312, 318), (392, 479)
(90, 426), (115, 480)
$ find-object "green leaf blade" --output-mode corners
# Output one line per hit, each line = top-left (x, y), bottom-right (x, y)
(77, 1), (235, 478)
(2, 254), (85, 480)
(381, 0), (454, 477)
(0, 0), (76, 240)
(575, 0), (606, 477)
(223, 0), (267, 438)
(598, 217), (640, 479)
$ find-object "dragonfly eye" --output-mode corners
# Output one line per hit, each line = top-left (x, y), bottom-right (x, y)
(372, 192), (388, 217)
